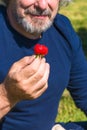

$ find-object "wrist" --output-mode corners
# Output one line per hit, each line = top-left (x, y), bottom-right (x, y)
(0, 83), (17, 111)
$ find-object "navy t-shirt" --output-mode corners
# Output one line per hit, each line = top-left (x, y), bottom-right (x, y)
(0, 6), (87, 130)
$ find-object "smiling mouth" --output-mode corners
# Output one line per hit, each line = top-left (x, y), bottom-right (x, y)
(27, 12), (49, 19)
(25, 9), (51, 18)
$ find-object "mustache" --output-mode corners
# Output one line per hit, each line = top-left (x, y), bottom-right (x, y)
(24, 8), (51, 17)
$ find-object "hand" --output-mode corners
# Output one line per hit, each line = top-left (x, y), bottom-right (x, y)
(2, 55), (50, 105)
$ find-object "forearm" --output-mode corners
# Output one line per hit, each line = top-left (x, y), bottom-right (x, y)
(0, 84), (15, 119)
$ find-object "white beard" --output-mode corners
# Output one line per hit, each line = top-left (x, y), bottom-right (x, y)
(17, 17), (53, 34)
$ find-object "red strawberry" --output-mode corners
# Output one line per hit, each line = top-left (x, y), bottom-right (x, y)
(34, 44), (48, 57)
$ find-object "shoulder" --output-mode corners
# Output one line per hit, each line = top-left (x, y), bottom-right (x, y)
(54, 13), (71, 25)
(0, 6), (8, 36)
(0, 5), (6, 19)
(53, 14), (82, 53)
(54, 14), (74, 33)
(0, 5), (7, 27)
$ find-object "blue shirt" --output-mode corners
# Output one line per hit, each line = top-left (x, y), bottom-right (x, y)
(0, 6), (87, 130)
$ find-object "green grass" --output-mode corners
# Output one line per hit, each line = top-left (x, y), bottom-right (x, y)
(59, 0), (87, 57)
(55, 0), (87, 123)
(56, 90), (87, 123)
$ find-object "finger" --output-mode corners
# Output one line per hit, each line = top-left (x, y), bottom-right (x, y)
(30, 83), (48, 99)
(10, 55), (35, 73)
(34, 63), (50, 91)
(18, 57), (42, 80)
(25, 58), (46, 83)
(32, 64), (50, 98)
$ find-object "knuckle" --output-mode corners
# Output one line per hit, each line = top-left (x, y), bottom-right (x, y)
(38, 71), (44, 79)
(29, 93), (37, 99)
(13, 73), (21, 82)
(12, 62), (18, 68)
(32, 95), (37, 99)
(43, 83), (48, 91)
(31, 67), (37, 74)
(23, 56), (30, 63)
(45, 83), (48, 89)
(33, 72), (44, 82)
(42, 78), (48, 85)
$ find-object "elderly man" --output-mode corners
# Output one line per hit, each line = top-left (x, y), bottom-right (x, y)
(0, 0), (87, 129)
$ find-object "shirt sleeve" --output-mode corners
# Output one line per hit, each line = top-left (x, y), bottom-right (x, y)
(67, 38), (87, 115)
(55, 14), (87, 115)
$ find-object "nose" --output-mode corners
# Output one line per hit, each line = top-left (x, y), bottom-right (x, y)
(35, 0), (48, 10)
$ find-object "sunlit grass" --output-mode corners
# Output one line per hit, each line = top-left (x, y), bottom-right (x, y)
(59, 0), (87, 30)
(56, 90), (87, 122)
(59, 0), (87, 56)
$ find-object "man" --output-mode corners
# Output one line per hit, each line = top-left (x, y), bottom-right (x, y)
(0, 0), (87, 129)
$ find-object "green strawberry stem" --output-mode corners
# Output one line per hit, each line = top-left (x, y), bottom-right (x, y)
(35, 54), (44, 58)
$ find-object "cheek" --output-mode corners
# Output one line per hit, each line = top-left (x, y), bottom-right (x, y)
(48, 0), (59, 9)
(17, 0), (35, 16)
(48, 0), (59, 15)
(18, 0), (35, 7)
(50, 1), (59, 17)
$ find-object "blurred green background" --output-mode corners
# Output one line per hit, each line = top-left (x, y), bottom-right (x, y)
(56, 0), (87, 123)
